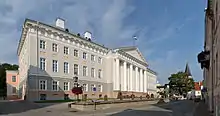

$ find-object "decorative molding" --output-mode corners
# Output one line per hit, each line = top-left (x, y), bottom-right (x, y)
(116, 49), (148, 67)
(17, 19), (109, 56)
(147, 68), (157, 75)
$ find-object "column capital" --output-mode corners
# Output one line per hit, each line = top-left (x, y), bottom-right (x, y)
(123, 61), (127, 65)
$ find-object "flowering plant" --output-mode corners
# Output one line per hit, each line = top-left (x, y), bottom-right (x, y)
(71, 87), (83, 95)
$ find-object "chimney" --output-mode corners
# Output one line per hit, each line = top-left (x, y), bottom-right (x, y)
(84, 31), (92, 40)
(55, 18), (65, 29)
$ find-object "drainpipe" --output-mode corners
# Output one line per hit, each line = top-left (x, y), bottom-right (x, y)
(36, 22), (39, 101)
(211, 11), (214, 113)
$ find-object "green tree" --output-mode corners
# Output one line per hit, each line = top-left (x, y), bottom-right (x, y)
(0, 63), (19, 97)
(168, 71), (194, 95)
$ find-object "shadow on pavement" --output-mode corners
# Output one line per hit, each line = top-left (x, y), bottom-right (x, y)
(0, 100), (60, 115)
(0, 65), (69, 115)
(108, 109), (172, 116)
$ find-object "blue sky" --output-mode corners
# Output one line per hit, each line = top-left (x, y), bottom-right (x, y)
(0, 0), (206, 84)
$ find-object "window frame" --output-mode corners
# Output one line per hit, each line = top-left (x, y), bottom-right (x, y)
(64, 62), (69, 74)
(91, 55), (95, 61)
(52, 60), (58, 72)
(74, 64), (79, 75)
(52, 80), (59, 91)
(40, 58), (46, 70)
(12, 76), (16, 82)
(64, 46), (69, 55)
(39, 80), (47, 90)
(74, 49), (79, 57)
(83, 66), (87, 76)
(91, 68), (95, 77)
(64, 82), (69, 91)
(83, 52), (87, 59)
(98, 69), (102, 78)
(52, 43), (58, 52)
(40, 40), (46, 49)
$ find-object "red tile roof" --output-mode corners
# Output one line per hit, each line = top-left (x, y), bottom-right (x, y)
(194, 81), (203, 90)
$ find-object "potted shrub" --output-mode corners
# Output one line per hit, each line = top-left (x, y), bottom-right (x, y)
(104, 95), (108, 101)
(117, 92), (123, 100)
(131, 94), (135, 100)
(82, 94), (87, 101)
(140, 96), (143, 100)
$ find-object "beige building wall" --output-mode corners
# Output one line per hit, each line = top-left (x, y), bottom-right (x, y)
(17, 19), (158, 101)
(202, 0), (220, 115)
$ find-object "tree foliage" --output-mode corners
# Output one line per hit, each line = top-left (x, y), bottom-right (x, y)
(0, 63), (19, 96)
(168, 71), (194, 95)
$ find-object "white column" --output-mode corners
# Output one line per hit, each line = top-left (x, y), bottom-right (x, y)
(144, 70), (147, 93)
(130, 64), (133, 91)
(135, 67), (138, 92)
(123, 61), (127, 91)
(140, 69), (143, 92)
(113, 59), (116, 90)
(115, 59), (120, 90)
(147, 75), (149, 93)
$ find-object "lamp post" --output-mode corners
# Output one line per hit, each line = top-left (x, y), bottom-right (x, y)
(73, 76), (79, 101)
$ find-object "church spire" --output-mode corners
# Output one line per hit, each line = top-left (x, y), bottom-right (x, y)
(185, 62), (192, 76)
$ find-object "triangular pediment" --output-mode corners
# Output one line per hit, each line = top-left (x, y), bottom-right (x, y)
(116, 46), (147, 63)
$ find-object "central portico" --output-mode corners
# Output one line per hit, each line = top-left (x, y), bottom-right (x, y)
(106, 46), (151, 97)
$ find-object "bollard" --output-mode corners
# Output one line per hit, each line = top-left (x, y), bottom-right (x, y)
(68, 103), (71, 108)
(94, 101), (97, 110)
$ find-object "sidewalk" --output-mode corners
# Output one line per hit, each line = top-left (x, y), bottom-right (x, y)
(194, 101), (212, 116)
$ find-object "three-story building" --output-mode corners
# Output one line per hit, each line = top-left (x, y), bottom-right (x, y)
(17, 18), (158, 101)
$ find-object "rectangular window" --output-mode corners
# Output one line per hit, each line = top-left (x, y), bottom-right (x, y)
(91, 68), (95, 77)
(39, 80), (47, 90)
(98, 85), (103, 92)
(12, 87), (17, 93)
(52, 81), (59, 91)
(52, 43), (58, 52)
(40, 58), (46, 70)
(64, 94), (69, 100)
(98, 69), (102, 78)
(12, 76), (16, 82)
(98, 57), (102, 63)
(40, 94), (47, 100)
(64, 46), (69, 55)
(52, 60), (58, 72)
(74, 49), (79, 57)
(82, 84), (88, 91)
(83, 52), (87, 59)
(91, 55), (95, 61)
(83, 66), (87, 76)
(64, 82), (69, 91)
(40, 40), (46, 49)
(64, 62), (69, 73)
(74, 64), (79, 75)
(91, 84), (95, 91)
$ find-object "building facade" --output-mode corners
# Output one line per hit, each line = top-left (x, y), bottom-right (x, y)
(17, 18), (157, 101)
(6, 70), (19, 100)
(198, 0), (220, 115)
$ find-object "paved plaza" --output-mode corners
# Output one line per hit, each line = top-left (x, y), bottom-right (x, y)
(0, 100), (211, 116)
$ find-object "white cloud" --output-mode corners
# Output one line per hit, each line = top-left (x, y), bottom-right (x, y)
(0, 0), (197, 83)
(0, 0), (139, 63)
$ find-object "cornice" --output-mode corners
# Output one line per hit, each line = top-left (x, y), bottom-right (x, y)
(17, 18), (109, 56)
(147, 68), (157, 75)
(116, 49), (148, 67)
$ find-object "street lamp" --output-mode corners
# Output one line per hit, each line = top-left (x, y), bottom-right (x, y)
(73, 76), (80, 101)
(73, 76), (79, 87)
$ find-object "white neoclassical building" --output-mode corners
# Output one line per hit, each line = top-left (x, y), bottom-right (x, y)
(17, 18), (157, 101)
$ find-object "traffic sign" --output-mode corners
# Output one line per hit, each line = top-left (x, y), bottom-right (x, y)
(93, 87), (96, 92)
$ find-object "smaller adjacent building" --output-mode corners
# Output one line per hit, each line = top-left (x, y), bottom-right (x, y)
(6, 70), (19, 100)
(194, 81), (203, 91)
